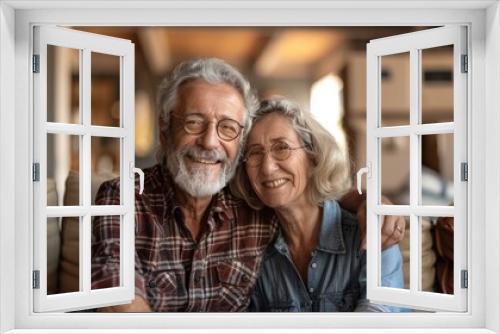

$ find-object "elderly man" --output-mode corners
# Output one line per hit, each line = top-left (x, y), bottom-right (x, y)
(91, 58), (404, 312)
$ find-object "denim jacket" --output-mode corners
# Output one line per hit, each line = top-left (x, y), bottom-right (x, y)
(249, 200), (404, 312)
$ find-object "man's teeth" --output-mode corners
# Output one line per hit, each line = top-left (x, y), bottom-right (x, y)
(192, 158), (219, 164)
(263, 178), (287, 188)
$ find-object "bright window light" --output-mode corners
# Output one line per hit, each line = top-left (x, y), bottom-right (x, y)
(310, 74), (347, 156)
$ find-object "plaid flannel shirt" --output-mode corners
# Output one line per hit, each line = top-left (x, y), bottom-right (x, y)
(91, 163), (277, 312)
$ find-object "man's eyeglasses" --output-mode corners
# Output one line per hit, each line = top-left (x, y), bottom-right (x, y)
(173, 114), (244, 141)
(243, 141), (306, 167)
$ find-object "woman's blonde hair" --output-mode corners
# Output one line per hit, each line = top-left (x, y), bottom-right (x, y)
(230, 98), (352, 210)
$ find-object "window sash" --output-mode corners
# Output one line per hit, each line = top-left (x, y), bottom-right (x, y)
(365, 26), (468, 312)
(32, 25), (136, 312)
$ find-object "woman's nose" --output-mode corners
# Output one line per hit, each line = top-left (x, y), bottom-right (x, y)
(259, 151), (279, 174)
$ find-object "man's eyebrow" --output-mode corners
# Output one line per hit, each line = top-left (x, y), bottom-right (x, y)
(182, 112), (205, 118)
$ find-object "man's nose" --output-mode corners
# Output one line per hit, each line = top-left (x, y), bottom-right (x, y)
(197, 122), (220, 150)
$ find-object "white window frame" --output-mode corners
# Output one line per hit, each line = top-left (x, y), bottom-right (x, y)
(365, 26), (468, 312)
(0, 1), (499, 333)
(32, 26), (136, 312)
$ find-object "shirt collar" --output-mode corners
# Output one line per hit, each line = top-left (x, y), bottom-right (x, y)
(273, 200), (346, 255)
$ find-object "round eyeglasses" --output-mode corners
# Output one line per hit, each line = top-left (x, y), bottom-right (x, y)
(173, 114), (245, 141)
(243, 141), (306, 167)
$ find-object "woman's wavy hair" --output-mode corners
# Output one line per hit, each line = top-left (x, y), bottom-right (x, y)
(230, 98), (352, 210)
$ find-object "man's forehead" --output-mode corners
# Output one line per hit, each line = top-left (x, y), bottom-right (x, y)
(176, 80), (247, 120)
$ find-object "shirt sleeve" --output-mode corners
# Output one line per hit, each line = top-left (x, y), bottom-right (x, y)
(91, 180), (148, 302)
(380, 244), (409, 312)
(355, 245), (408, 312)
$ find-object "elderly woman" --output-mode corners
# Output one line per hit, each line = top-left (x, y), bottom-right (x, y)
(231, 98), (404, 312)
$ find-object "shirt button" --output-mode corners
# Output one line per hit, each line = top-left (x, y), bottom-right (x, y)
(311, 262), (317, 269)
(242, 274), (250, 282)
(148, 280), (156, 289)
(309, 287), (314, 293)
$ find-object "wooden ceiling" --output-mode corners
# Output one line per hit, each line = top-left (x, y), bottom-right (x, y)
(74, 26), (425, 79)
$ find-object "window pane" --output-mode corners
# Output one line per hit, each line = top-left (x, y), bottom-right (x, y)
(421, 133), (453, 206)
(91, 137), (121, 205)
(422, 216), (454, 294)
(91, 52), (120, 127)
(46, 216), (61, 295)
(47, 44), (80, 124)
(420, 217), (437, 293)
(47, 133), (80, 206)
(380, 136), (410, 205)
(52, 216), (81, 294)
(380, 52), (410, 127)
(91, 215), (121, 290)
(421, 45), (454, 124)
(380, 215), (409, 290)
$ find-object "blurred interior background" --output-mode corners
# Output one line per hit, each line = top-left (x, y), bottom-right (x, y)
(45, 27), (456, 304)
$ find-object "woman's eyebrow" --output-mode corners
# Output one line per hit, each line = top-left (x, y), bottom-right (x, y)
(270, 137), (292, 143)
(246, 143), (264, 150)
(247, 138), (291, 148)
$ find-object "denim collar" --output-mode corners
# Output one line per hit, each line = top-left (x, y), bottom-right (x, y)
(273, 200), (346, 255)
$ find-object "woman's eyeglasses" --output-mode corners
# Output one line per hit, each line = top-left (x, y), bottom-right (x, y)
(243, 142), (305, 167)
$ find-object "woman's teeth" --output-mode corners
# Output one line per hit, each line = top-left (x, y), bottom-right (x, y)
(263, 178), (287, 188)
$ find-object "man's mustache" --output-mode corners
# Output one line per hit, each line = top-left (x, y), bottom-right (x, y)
(180, 146), (228, 165)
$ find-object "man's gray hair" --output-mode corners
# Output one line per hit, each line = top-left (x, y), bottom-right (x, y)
(157, 58), (258, 160)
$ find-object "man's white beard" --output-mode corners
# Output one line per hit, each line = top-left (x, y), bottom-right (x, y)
(166, 144), (238, 198)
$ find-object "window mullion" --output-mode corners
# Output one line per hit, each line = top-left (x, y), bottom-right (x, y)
(80, 48), (92, 293)
(409, 48), (421, 293)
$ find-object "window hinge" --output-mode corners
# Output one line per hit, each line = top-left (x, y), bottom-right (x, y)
(461, 269), (468, 289)
(32, 270), (40, 289)
(32, 55), (40, 73)
(32, 163), (40, 182)
(461, 162), (468, 182)
(461, 54), (468, 73)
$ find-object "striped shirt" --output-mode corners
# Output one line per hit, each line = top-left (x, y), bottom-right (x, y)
(91, 163), (277, 312)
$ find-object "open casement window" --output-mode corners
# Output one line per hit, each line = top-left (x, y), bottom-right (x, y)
(32, 26), (139, 312)
(363, 26), (467, 312)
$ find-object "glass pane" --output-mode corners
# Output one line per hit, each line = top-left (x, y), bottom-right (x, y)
(420, 217), (437, 293)
(91, 137), (121, 205)
(91, 52), (120, 127)
(46, 216), (61, 295)
(380, 215), (408, 290)
(421, 45), (454, 124)
(91, 215), (121, 290)
(421, 133), (454, 206)
(53, 216), (81, 294)
(421, 216), (453, 294)
(47, 44), (80, 124)
(380, 52), (410, 127)
(380, 136), (410, 205)
(47, 133), (80, 206)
